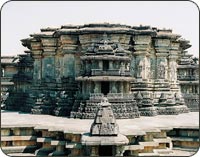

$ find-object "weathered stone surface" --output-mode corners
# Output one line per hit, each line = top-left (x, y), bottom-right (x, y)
(1, 23), (199, 119)
(90, 97), (119, 136)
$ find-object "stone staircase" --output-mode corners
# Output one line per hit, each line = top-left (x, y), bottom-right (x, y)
(1, 126), (199, 156)
(1, 127), (38, 156)
(167, 127), (199, 151)
(124, 129), (175, 156)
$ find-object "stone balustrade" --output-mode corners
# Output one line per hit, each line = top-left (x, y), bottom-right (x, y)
(91, 69), (130, 76)
(177, 75), (199, 80)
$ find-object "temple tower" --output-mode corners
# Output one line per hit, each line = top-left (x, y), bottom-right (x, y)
(71, 33), (140, 119)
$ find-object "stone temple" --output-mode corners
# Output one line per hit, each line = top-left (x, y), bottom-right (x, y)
(1, 23), (199, 156)
(2, 23), (199, 118)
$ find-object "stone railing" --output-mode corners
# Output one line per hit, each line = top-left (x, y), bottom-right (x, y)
(89, 93), (135, 100)
(0, 77), (13, 82)
(182, 93), (199, 98)
(89, 93), (104, 100)
(91, 69), (130, 76)
(177, 75), (199, 81)
(182, 93), (199, 111)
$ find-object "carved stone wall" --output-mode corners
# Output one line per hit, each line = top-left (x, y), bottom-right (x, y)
(4, 23), (198, 118)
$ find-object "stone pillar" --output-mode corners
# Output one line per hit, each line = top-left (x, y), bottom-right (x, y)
(168, 55), (178, 83)
(109, 60), (113, 69)
(90, 146), (98, 156)
(42, 50), (56, 81)
(120, 82), (124, 93)
(111, 82), (117, 93)
(125, 82), (129, 93)
(55, 53), (63, 83)
(94, 82), (100, 93)
(32, 50), (43, 83)
(115, 146), (124, 156)
(133, 35), (151, 80)
(99, 60), (103, 70)
(156, 53), (168, 80)
(82, 81), (86, 94)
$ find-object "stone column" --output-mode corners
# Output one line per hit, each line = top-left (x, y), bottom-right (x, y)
(133, 35), (151, 80)
(42, 50), (56, 81)
(55, 53), (63, 83)
(120, 82), (124, 93)
(99, 60), (103, 70)
(115, 146), (124, 156)
(109, 60), (113, 70)
(94, 82), (100, 93)
(168, 55), (178, 83)
(32, 50), (43, 83)
(125, 82), (129, 93)
(90, 146), (98, 156)
(111, 82), (117, 93)
(82, 81), (86, 94)
(156, 53), (168, 80)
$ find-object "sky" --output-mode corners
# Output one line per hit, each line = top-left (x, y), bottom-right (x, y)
(1, 1), (199, 57)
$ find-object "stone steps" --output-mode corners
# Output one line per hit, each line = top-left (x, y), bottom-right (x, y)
(2, 146), (37, 154)
(1, 125), (198, 156)
(35, 147), (55, 156)
(7, 153), (36, 156)
(1, 136), (37, 141)
(124, 144), (144, 150)
(138, 152), (159, 156)
(139, 141), (159, 147)
(153, 148), (174, 154)
(167, 128), (199, 149)
(171, 136), (199, 142)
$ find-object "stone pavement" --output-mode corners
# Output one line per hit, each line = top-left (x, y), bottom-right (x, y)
(1, 110), (198, 135)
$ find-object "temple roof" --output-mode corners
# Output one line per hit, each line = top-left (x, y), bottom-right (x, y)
(21, 22), (182, 39)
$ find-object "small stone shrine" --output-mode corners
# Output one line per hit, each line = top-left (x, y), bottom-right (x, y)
(82, 97), (129, 156)
(90, 97), (119, 136)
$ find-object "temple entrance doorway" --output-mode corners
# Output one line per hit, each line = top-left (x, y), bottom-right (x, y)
(98, 145), (113, 156)
(103, 60), (109, 71)
(101, 82), (109, 95)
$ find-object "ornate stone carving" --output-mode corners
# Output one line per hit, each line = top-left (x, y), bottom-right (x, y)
(90, 97), (119, 136)
(157, 64), (165, 79)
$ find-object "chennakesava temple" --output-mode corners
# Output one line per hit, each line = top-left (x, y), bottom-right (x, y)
(1, 23), (199, 156)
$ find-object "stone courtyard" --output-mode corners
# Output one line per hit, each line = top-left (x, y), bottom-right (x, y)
(1, 110), (199, 156)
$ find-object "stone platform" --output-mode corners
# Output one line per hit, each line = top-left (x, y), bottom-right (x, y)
(1, 110), (198, 134)
(1, 111), (199, 156)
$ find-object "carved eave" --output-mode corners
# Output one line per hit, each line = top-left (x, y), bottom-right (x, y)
(133, 29), (156, 36)
(76, 76), (135, 82)
(79, 27), (133, 34)
(82, 23), (132, 28)
(54, 28), (79, 36)
(24, 50), (31, 54)
(21, 37), (33, 49)
(40, 27), (59, 32)
(156, 31), (181, 40)
(30, 31), (54, 38)
(178, 38), (191, 50)
(61, 24), (80, 29)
